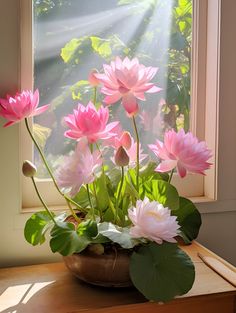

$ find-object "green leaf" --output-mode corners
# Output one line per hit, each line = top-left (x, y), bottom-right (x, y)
(90, 36), (112, 58)
(96, 173), (110, 211)
(130, 242), (195, 302)
(179, 21), (186, 32)
(124, 169), (139, 202)
(98, 222), (137, 249)
(140, 162), (169, 182)
(77, 219), (98, 238)
(24, 211), (54, 246)
(61, 38), (81, 63)
(144, 180), (179, 210)
(91, 233), (111, 244)
(70, 80), (90, 100)
(73, 186), (94, 208)
(107, 168), (121, 190)
(50, 222), (90, 256)
(174, 197), (202, 242)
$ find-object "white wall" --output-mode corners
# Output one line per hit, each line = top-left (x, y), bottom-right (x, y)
(0, 0), (236, 267)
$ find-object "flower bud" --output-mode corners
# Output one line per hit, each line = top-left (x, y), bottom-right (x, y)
(88, 69), (100, 87)
(120, 131), (132, 150)
(115, 146), (129, 167)
(22, 160), (37, 177)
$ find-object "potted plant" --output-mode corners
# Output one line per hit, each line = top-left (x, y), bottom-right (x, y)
(0, 56), (212, 302)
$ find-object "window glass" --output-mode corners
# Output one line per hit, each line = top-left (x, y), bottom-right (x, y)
(33, 0), (192, 178)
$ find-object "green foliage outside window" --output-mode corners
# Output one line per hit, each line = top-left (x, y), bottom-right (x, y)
(33, 0), (192, 177)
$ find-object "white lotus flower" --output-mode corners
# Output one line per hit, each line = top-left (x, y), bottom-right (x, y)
(128, 197), (180, 244)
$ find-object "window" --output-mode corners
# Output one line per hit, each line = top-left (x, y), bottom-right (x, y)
(4, 0), (234, 267)
(20, 0), (219, 209)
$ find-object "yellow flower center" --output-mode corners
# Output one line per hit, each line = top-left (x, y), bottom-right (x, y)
(146, 211), (163, 221)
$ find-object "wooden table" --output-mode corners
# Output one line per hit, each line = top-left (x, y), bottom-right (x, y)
(0, 242), (235, 313)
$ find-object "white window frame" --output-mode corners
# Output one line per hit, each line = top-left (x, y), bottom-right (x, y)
(19, 0), (220, 211)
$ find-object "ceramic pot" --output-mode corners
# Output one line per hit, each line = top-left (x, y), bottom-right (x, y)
(63, 248), (132, 287)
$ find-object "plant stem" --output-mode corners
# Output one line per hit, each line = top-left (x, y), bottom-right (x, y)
(25, 118), (83, 212)
(132, 116), (140, 193)
(66, 199), (81, 223)
(25, 118), (62, 195)
(64, 194), (86, 213)
(168, 169), (175, 183)
(92, 180), (99, 206)
(89, 143), (100, 213)
(93, 87), (97, 106)
(115, 166), (124, 222)
(95, 142), (105, 175)
(31, 177), (57, 225)
(86, 184), (95, 220)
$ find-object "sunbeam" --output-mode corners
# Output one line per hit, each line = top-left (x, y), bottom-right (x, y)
(35, 2), (147, 60)
(0, 281), (55, 312)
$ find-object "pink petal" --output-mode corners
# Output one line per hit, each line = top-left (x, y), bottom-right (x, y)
(32, 104), (49, 117)
(3, 120), (17, 127)
(64, 130), (82, 140)
(32, 89), (40, 109)
(155, 160), (177, 173)
(120, 131), (132, 149)
(104, 93), (121, 104)
(0, 99), (9, 109)
(104, 121), (120, 133)
(146, 86), (162, 93)
(176, 161), (187, 178)
(134, 92), (146, 101)
(122, 94), (139, 116)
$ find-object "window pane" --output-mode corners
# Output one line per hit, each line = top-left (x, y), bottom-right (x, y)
(33, 0), (192, 178)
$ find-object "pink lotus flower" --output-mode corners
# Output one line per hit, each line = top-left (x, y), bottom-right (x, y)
(128, 197), (180, 244)
(95, 56), (161, 116)
(57, 139), (102, 197)
(0, 89), (48, 127)
(149, 129), (212, 178)
(64, 101), (119, 143)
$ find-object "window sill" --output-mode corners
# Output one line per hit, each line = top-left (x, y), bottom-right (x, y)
(21, 196), (236, 216)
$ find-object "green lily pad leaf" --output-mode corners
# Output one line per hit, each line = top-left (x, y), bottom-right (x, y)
(91, 233), (111, 244)
(55, 212), (67, 223)
(107, 167), (121, 190)
(77, 219), (98, 238)
(61, 38), (81, 63)
(24, 211), (55, 246)
(174, 197), (202, 242)
(130, 242), (195, 302)
(144, 180), (179, 210)
(179, 231), (192, 245)
(98, 222), (137, 249)
(73, 186), (95, 208)
(140, 162), (169, 182)
(50, 222), (90, 256)
(96, 173), (110, 211)
(90, 36), (112, 58)
(124, 175), (139, 200)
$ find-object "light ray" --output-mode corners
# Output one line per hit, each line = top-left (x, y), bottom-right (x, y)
(35, 2), (146, 59)
(0, 281), (55, 312)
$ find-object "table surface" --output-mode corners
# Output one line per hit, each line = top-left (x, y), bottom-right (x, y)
(0, 242), (235, 313)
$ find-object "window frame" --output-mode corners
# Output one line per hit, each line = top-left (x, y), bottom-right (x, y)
(20, 0), (219, 211)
